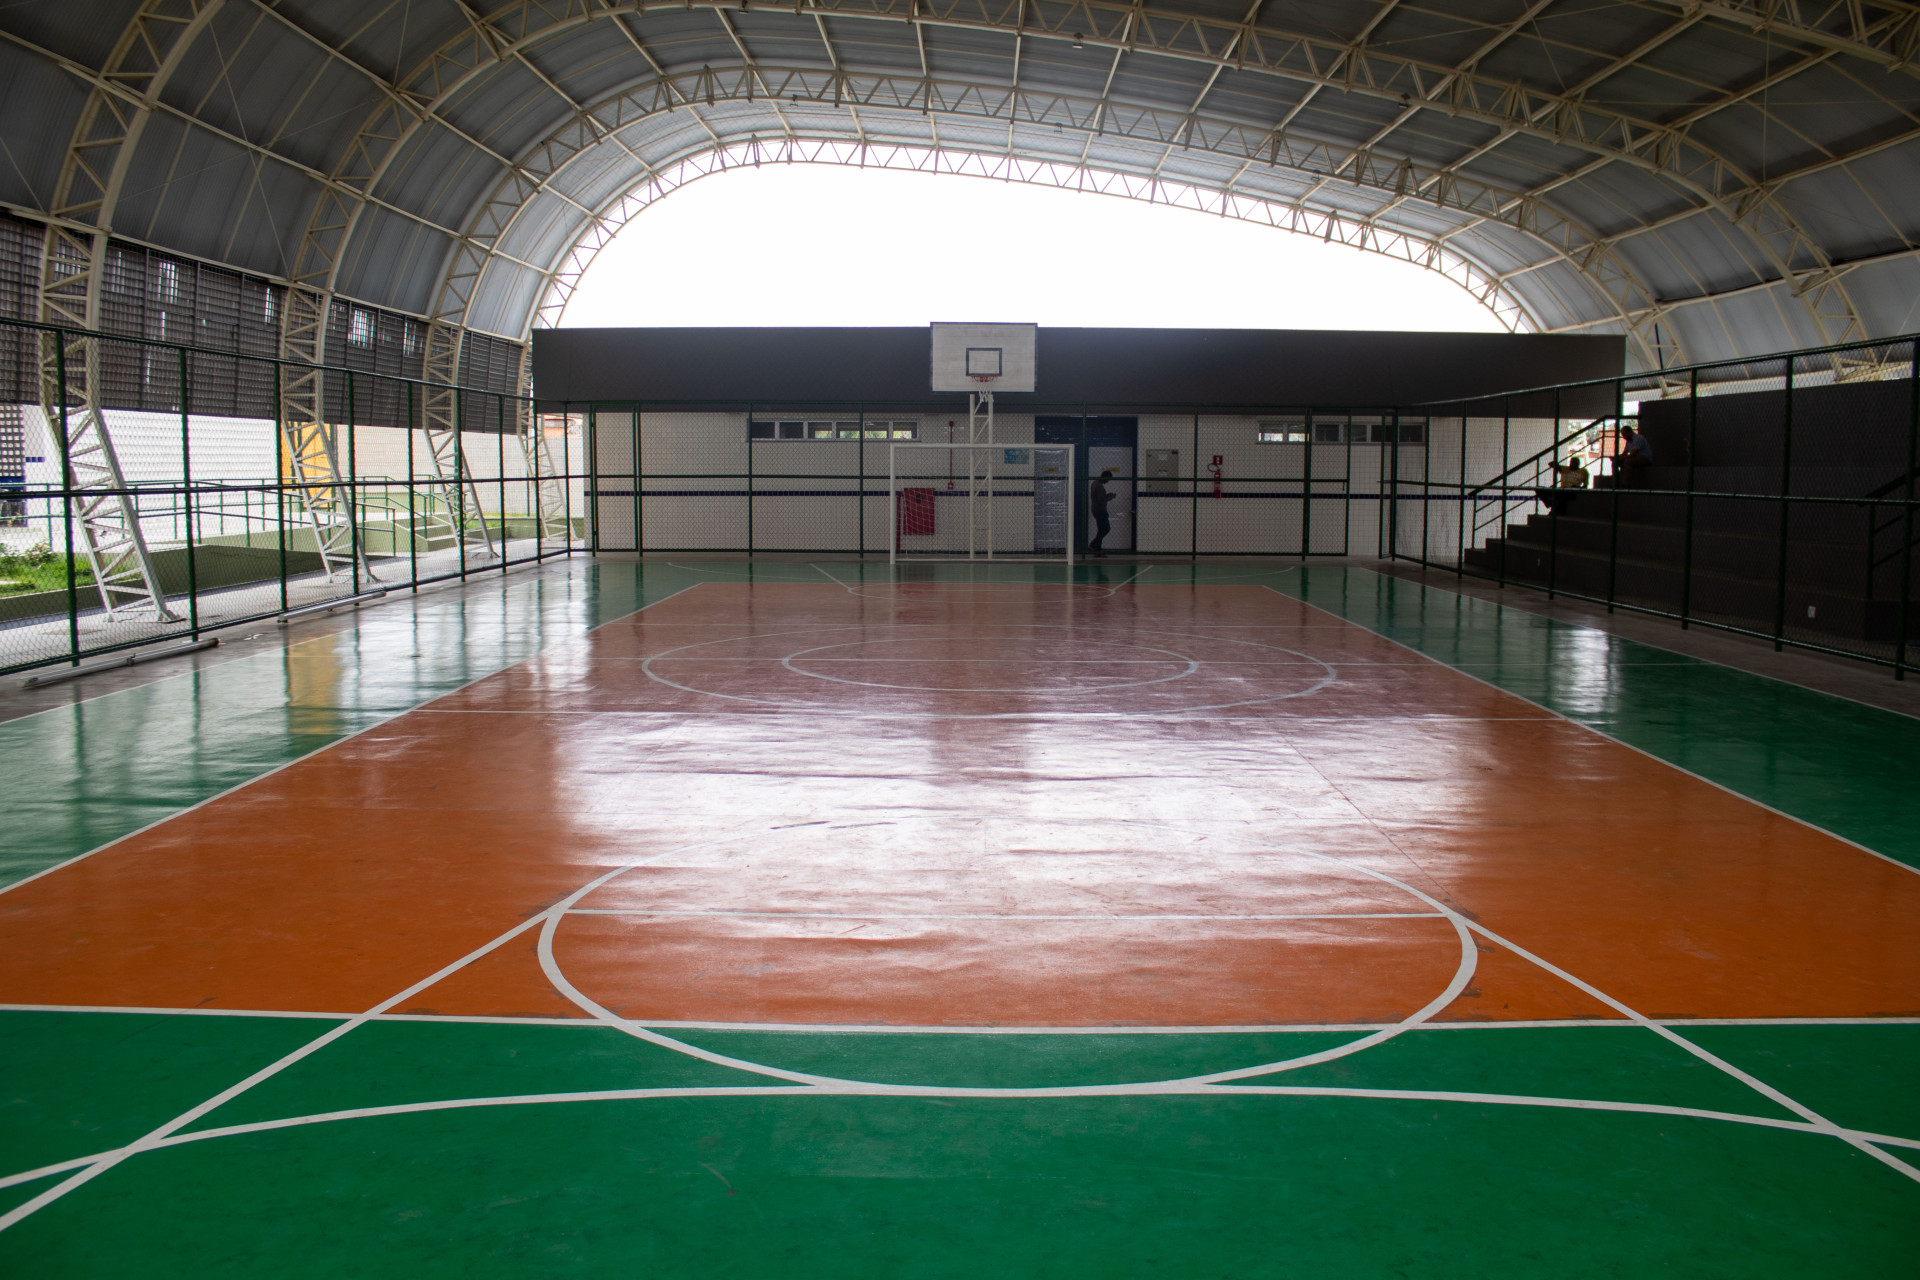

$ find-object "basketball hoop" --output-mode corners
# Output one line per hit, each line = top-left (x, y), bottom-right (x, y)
(970, 373), (999, 384)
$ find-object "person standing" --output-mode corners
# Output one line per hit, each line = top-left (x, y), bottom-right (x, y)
(1088, 469), (1114, 555)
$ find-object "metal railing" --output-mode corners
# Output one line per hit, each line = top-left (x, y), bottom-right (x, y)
(566, 402), (1423, 561)
(0, 315), (587, 677)
(1397, 334), (1920, 679)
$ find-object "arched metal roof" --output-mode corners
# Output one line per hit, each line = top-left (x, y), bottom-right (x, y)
(5, 0), (1920, 377)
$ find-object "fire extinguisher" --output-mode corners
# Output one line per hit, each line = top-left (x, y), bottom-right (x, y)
(1209, 455), (1224, 498)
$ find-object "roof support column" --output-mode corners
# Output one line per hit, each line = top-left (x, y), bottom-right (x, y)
(421, 321), (498, 561)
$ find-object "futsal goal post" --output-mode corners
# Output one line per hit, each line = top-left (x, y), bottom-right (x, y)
(888, 442), (1075, 565)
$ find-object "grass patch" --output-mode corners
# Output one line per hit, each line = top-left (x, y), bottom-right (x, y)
(0, 544), (93, 596)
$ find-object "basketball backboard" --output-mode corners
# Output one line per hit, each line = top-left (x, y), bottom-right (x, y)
(931, 322), (1037, 393)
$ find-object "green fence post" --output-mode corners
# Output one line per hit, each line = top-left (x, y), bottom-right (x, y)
(746, 403), (755, 555)
(1419, 418), (1432, 570)
(179, 347), (197, 635)
(561, 403), (573, 557)
(587, 407), (600, 555)
(1895, 339), (1918, 679)
(1387, 409), (1400, 561)
(1455, 412), (1466, 577)
(1301, 409), (1314, 560)
(1547, 389), (1562, 600)
(1606, 379), (1622, 613)
(274, 360), (288, 612)
(1343, 409), (1355, 556)
(1489, 395), (1505, 591)
(348, 371), (361, 596)
(1773, 358), (1795, 650)
(497, 392), (508, 575)
(1190, 412), (1199, 561)
(1680, 367), (1699, 629)
(407, 382), (419, 590)
(858, 403), (866, 555)
(53, 336), (79, 664)
(455, 386), (469, 580)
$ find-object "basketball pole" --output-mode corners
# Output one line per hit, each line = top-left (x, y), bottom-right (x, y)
(969, 387), (994, 560)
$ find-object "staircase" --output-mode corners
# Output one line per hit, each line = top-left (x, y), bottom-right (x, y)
(1462, 378), (1920, 649)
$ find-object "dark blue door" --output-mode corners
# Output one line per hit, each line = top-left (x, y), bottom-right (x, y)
(1035, 417), (1138, 552)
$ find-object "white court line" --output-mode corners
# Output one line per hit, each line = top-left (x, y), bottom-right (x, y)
(536, 851), (1483, 1093)
(564, 910), (1446, 922)
(0, 1003), (348, 1021)
(6, 1004), (1916, 1032)
(647, 658), (1335, 665)
(1457, 919), (1920, 1185)
(635, 621), (1337, 717)
(1271, 575), (1920, 883)
(0, 825), (772, 1236)
(805, 568), (1155, 601)
(778, 637), (1203, 695)
(419, 709), (1559, 724)
(5, 1080), (1917, 1200)
(0, 911), (555, 1233)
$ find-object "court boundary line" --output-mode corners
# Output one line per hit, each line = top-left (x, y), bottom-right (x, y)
(0, 911), (558, 1232)
(4, 1081), (1917, 1203)
(0, 575), (706, 903)
(1459, 919), (1920, 1184)
(1262, 572), (1920, 882)
(1238, 577), (1920, 1182)
(0, 824), (779, 1235)
(8, 1003), (1918, 1031)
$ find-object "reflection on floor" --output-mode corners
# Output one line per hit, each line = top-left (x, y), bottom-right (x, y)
(0, 560), (1915, 1276)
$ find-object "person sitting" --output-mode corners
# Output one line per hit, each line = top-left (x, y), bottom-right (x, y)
(1613, 425), (1654, 484)
(1536, 458), (1589, 513)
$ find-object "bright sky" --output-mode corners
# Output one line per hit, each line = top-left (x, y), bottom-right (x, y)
(558, 164), (1508, 333)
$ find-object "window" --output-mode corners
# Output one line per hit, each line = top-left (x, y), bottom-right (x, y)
(1257, 418), (1308, 443)
(1262, 417), (1421, 444)
(262, 289), (280, 327)
(348, 308), (375, 348)
(402, 322), (421, 357)
(751, 419), (917, 440)
(155, 259), (182, 302)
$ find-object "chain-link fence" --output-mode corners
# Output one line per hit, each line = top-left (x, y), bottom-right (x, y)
(1397, 338), (1920, 675)
(2, 318), (585, 677)
(572, 403), (1426, 560)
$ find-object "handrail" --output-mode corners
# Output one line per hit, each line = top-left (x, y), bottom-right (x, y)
(1465, 416), (1616, 500)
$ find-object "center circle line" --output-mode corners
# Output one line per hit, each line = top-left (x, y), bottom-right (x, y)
(780, 637), (1202, 694)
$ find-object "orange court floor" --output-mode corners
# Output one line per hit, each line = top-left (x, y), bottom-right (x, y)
(0, 559), (1916, 1277)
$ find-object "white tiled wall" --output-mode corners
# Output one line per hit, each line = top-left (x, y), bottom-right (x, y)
(585, 409), (1549, 556)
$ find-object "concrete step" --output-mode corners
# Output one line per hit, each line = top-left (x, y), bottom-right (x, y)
(1465, 540), (1920, 644)
(1499, 514), (1898, 593)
